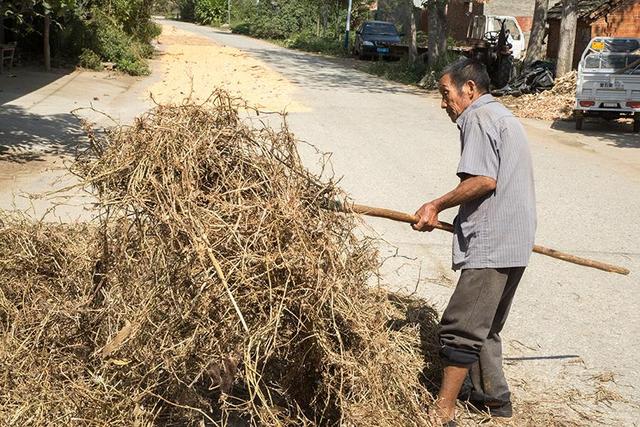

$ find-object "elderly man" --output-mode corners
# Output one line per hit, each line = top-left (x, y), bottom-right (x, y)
(412, 58), (536, 426)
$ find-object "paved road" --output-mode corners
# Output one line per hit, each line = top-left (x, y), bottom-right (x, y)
(1, 19), (638, 423)
(164, 20), (640, 423)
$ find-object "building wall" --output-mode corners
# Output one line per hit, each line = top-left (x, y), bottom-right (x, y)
(547, 0), (640, 70)
(516, 16), (533, 33)
(591, 0), (640, 37)
(483, 0), (536, 17)
(419, 0), (484, 41)
(547, 20), (593, 69)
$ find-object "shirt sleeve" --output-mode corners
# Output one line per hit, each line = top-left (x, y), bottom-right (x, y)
(457, 118), (499, 180)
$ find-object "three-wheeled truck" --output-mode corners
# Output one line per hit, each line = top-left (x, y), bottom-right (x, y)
(574, 37), (640, 132)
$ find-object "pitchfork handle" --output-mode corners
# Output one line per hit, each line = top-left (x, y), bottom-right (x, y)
(341, 203), (629, 276)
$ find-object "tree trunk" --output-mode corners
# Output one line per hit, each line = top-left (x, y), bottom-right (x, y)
(524, 0), (549, 66)
(408, 2), (417, 64)
(44, 14), (51, 71)
(556, 0), (578, 76)
(0, 16), (5, 45)
(427, 0), (447, 68)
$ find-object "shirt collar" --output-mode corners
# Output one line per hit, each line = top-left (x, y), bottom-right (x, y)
(455, 94), (496, 128)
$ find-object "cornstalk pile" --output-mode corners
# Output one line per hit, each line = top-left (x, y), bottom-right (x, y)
(0, 90), (440, 426)
(501, 71), (578, 121)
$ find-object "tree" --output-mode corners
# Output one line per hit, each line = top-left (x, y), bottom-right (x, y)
(556, 0), (577, 76)
(407, 0), (417, 64)
(1, 0), (77, 70)
(524, 0), (549, 67)
(424, 0), (447, 68)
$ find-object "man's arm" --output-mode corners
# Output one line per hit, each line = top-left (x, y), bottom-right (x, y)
(412, 174), (496, 232)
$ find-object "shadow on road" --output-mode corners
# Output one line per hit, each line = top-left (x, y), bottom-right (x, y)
(0, 104), (85, 163)
(0, 66), (73, 105)
(551, 119), (639, 149)
(171, 24), (421, 96)
(243, 46), (420, 95)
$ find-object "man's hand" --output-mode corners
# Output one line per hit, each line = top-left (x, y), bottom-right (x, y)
(412, 202), (440, 232)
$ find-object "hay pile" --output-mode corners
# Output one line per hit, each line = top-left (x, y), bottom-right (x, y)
(501, 71), (577, 120)
(0, 90), (440, 426)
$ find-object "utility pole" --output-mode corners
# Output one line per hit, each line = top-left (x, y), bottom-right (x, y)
(228, 0), (231, 25)
(344, 0), (353, 51)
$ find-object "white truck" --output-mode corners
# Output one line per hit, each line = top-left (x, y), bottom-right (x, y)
(574, 37), (640, 132)
(467, 15), (526, 59)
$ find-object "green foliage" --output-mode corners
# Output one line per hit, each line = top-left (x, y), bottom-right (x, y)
(5, 0), (158, 76)
(78, 48), (102, 70)
(365, 57), (428, 85)
(117, 51), (150, 75)
(230, 21), (252, 35)
(177, 0), (196, 21)
(195, 0), (226, 25)
(283, 31), (344, 57)
(228, 0), (373, 40)
(100, 0), (159, 43)
(178, 0), (226, 25)
(87, 9), (152, 75)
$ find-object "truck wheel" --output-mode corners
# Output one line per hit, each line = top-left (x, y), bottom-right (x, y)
(576, 116), (584, 130)
(634, 115), (640, 133)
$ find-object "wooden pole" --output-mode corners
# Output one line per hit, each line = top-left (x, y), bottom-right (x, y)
(323, 201), (630, 276)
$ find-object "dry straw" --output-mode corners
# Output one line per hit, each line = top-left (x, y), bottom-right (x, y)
(501, 71), (578, 121)
(0, 90), (441, 426)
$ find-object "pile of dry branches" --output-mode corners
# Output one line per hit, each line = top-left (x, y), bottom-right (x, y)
(501, 71), (578, 121)
(0, 90), (440, 426)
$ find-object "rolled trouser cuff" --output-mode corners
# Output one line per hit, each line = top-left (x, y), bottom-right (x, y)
(439, 344), (479, 367)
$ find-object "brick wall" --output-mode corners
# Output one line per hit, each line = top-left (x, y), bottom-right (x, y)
(546, 0), (640, 70)
(420, 0), (484, 41)
(591, 0), (640, 37)
(516, 16), (533, 33)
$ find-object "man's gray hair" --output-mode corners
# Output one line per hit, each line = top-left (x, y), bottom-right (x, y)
(441, 58), (490, 94)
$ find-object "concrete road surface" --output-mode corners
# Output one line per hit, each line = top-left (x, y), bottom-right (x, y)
(2, 19), (638, 424)
(163, 20), (640, 424)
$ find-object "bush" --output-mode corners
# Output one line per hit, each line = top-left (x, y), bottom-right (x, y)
(177, 0), (196, 21)
(85, 9), (153, 76)
(365, 57), (428, 85)
(179, 0), (226, 25)
(78, 48), (102, 70)
(117, 54), (150, 76)
(284, 32), (344, 56)
(195, 0), (226, 25)
(230, 21), (252, 35)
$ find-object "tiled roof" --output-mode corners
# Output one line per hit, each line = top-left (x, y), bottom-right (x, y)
(547, 0), (633, 21)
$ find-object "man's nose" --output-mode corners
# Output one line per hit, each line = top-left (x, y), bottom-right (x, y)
(440, 99), (447, 109)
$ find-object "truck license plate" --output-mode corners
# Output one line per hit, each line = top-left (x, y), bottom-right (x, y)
(599, 82), (623, 88)
(602, 103), (619, 108)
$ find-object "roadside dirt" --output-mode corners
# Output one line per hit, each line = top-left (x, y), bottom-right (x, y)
(148, 24), (308, 112)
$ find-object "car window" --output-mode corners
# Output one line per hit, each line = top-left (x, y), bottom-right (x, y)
(363, 23), (398, 35)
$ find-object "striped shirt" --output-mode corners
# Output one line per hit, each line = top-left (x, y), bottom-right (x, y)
(452, 94), (536, 270)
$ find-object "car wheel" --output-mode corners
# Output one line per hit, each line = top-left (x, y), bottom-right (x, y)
(633, 114), (639, 133)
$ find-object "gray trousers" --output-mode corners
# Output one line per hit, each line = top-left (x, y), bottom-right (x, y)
(438, 267), (525, 405)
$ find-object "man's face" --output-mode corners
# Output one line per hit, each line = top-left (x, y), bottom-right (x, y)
(439, 74), (473, 123)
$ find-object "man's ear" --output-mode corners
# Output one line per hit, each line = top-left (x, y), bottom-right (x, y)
(464, 80), (478, 98)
